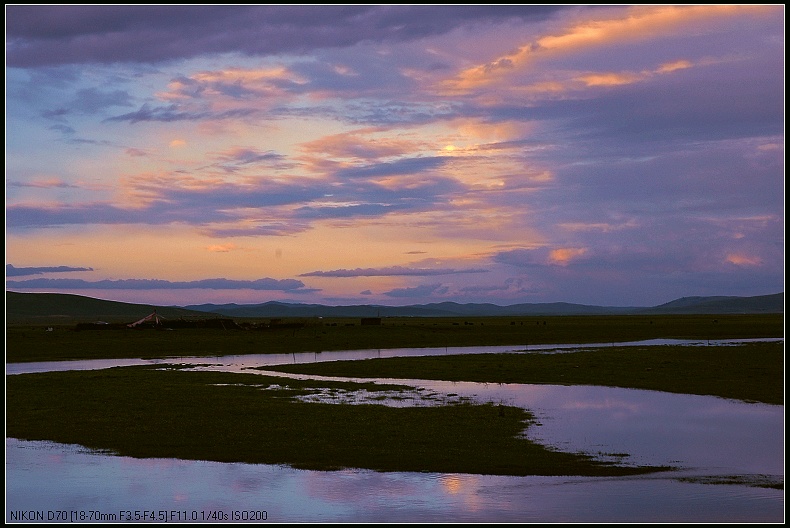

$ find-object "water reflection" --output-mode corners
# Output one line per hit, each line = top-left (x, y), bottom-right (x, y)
(6, 338), (780, 376)
(209, 368), (782, 474)
(6, 439), (783, 523)
(6, 339), (784, 522)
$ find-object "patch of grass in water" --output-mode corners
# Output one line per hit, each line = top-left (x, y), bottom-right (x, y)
(269, 342), (783, 405)
(678, 474), (784, 490)
(6, 365), (669, 477)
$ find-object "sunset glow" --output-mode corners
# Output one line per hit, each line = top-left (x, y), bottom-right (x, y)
(5, 5), (784, 307)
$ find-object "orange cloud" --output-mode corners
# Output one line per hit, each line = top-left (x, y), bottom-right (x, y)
(656, 60), (693, 73)
(576, 58), (697, 88)
(205, 243), (237, 252)
(549, 247), (588, 265)
(757, 142), (783, 152)
(119, 171), (225, 206)
(537, 5), (775, 51)
(559, 220), (638, 232)
(191, 66), (304, 85)
(332, 64), (357, 76)
(439, 5), (777, 95)
(300, 130), (421, 161)
(726, 254), (762, 266)
(576, 72), (643, 87)
(156, 66), (306, 104)
(439, 46), (532, 94)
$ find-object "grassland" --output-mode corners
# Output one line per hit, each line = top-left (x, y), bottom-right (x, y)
(267, 341), (784, 405)
(5, 313), (783, 478)
(6, 313), (783, 363)
(5, 366), (668, 477)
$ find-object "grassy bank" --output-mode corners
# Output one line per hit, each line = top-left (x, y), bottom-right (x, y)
(5, 366), (667, 477)
(5, 315), (782, 478)
(268, 341), (784, 405)
(6, 313), (783, 363)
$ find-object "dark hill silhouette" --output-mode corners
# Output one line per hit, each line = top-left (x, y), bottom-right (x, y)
(5, 291), (222, 324)
(634, 293), (784, 315)
(6, 290), (781, 323)
(183, 293), (782, 318)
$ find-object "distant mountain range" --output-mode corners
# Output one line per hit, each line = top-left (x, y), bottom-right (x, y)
(184, 293), (785, 318)
(5, 291), (784, 324)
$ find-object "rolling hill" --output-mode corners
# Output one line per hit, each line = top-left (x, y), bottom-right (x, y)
(184, 293), (783, 318)
(5, 291), (221, 324)
(5, 290), (783, 324)
(634, 294), (785, 315)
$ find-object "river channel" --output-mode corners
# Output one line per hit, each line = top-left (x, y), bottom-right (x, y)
(6, 339), (784, 522)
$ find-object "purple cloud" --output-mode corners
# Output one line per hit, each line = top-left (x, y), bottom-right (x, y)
(383, 283), (449, 298)
(105, 104), (258, 123)
(6, 6), (570, 68)
(333, 156), (450, 179)
(6, 264), (94, 277)
(6, 277), (307, 291)
(6, 165), (469, 232)
(300, 266), (489, 277)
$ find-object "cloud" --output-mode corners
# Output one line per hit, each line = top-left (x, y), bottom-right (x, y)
(7, 163), (470, 234)
(105, 103), (258, 123)
(292, 202), (407, 220)
(4, 6), (782, 307)
(437, 2), (773, 99)
(6, 202), (173, 228)
(333, 156), (450, 179)
(215, 148), (286, 165)
(300, 266), (488, 277)
(725, 254), (762, 267)
(6, 6), (570, 68)
(561, 61), (782, 146)
(157, 67), (307, 104)
(70, 88), (134, 114)
(208, 147), (293, 173)
(205, 244), (237, 253)
(300, 131), (419, 161)
(383, 283), (449, 298)
(458, 277), (536, 295)
(7, 178), (80, 189)
(6, 264), (94, 277)
(6, 277), (308, 291)
(200, 222), (311, 238)
(548, 248), (588, 265)
(48, 123), (77, 135)
(492, 248), (551, 268)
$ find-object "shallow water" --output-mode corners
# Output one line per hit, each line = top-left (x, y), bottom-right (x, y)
(5, 438), (783, 523)
(6, 337), (780, 376)
(6, 339), (785, 522)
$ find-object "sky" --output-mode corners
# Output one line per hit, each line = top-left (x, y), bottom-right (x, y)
(5, 5), (785, 308)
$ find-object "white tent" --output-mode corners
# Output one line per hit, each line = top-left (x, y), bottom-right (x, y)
(127, 309), (166, 328)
